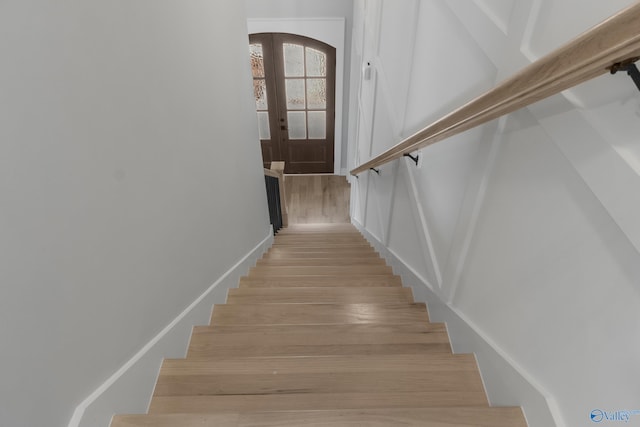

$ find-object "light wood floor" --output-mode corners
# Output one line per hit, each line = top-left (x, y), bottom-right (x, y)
(285, 175), (350, 224)
(111, 224), (527, 427)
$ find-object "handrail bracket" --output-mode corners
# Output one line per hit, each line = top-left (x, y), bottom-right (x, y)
(610, 57), (640, 92)
(403, 153), (419, 166)
(370, 168), (381, 175)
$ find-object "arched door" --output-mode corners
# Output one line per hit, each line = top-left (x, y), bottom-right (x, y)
(250, 33), (336, 174)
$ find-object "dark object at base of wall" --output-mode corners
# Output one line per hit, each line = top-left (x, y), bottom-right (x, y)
(264, 175), (283, 234)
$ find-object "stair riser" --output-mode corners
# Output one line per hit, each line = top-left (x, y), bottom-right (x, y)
(148, 392), (489, 413)
(239, 277), (402, 287)
(192, 322), (447, 336)
(189, 328), (448, 346)
(267, 246), (380, 257)
(186, 343), (453, 359)
(160, 353), (475, 373)
(257, 258), (386, 266)
(274, 236), (368, 242)
(263, 253), (380, 260)
(271, 243), (373, 248)
(210, 303), (429, 325)
(226, 288), (413, 304)
(154, 371), (485, 396)
(250, 266), (393, 276)
(226, 296), (412, 304)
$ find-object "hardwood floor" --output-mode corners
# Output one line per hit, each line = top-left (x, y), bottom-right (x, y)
(285, 175), (350, 224)
(111, 223), (527, 427)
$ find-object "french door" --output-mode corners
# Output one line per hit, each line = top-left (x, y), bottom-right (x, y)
(249, 33), (336, 174)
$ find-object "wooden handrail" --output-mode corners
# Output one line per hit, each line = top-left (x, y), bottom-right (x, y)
(351, 3), (640, 176)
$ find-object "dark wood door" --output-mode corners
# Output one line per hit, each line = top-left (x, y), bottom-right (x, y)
(249, 33), (336, 174)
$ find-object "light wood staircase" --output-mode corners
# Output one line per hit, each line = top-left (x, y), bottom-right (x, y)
(112, 223), (527, 426)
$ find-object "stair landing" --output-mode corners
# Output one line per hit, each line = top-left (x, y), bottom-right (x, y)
(111, 223), (527, 427)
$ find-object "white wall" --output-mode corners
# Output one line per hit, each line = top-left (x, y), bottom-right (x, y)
(0, 1), (271, 426)
(245, 0), (354, 174)
(349, 1), (640, 426)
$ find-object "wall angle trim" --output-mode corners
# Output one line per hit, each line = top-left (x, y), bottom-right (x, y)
(402, 161), (443, 288)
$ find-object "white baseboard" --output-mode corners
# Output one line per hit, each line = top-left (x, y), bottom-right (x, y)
(353, 219), (562, 427)
(68, 228), (274, 427)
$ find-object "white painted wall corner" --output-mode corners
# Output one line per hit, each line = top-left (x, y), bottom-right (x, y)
(68, 228), (273, 427)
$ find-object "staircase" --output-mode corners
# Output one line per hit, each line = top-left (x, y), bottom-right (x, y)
(111, 223), (527, 426)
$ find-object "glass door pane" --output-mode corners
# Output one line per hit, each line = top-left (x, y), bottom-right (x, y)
(305, 47), (327, 77)
(285, 79), (306, 110)
(282, 42), (330, 144)
(308, 111), (326, 139)
(254, 79), (268, 110)
(287, 111), (306, 139)
(250, 44), (265, 77)
(283, 44), (304, 77)
(306, 79), (326, 109)
(250, 42), (271, 141)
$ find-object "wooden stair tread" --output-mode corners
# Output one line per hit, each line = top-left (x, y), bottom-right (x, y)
(257, 257), (386, 266)
(279, 224), (359, 231)
(274, 235), (369, 241)
(239, 275), (402, 287)
(226, 287), (413, 304)
(114, 407), (526, 426)
(274, 229), (361, 235)
(272, 240), (372, 245)
(188, 323), (451, 357)
(249, 265), (393, 276)
(153, 371), (485, 396)
(271, 241), (371, 247)
(279, 224), (358, 231)
(264, 251), (381, 260)
(278, 227), (360, 232)
(112, 413), (237, 427)
(273, 235), (369, 239)
(210, 303), (429, 325)
(277, 230), (361, 235)
(270, 245), (374, 250)
(267, 244), (379, 252)
(189, 322), (448, 343)
(272, 242), (372, 247)
(148, 392), (489, 413)
(154, 354), (483, 396)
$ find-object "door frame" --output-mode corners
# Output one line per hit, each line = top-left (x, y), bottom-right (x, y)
(248, 18), (346, 175)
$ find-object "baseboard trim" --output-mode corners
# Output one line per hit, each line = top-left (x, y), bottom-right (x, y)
(68, 228), (274, 427)
(353, 219), (564, 427)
